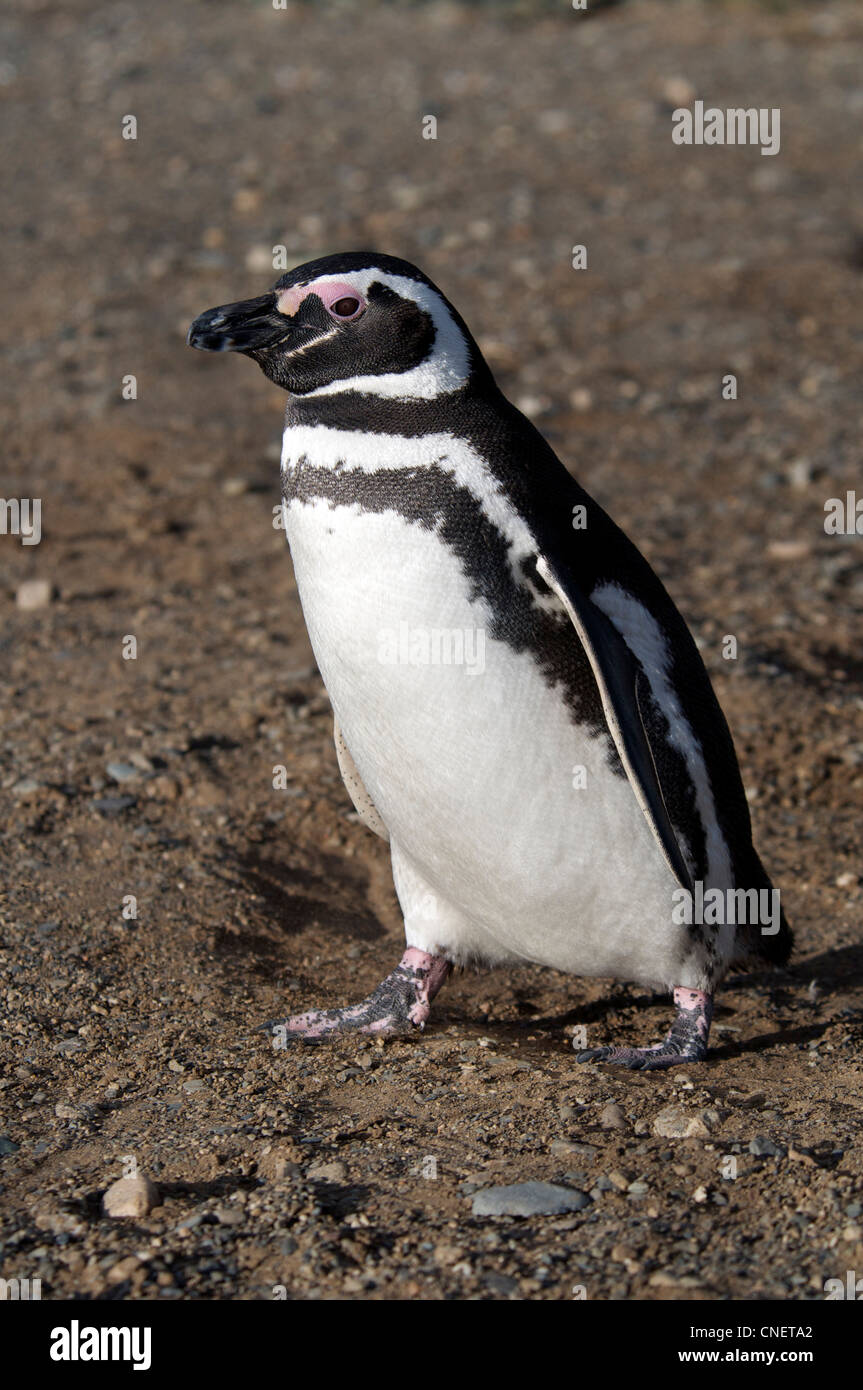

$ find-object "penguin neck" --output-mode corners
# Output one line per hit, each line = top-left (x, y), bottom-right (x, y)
(282, 365), (498, 439)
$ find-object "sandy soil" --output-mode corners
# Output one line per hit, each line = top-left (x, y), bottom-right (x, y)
(1, 0), (862, 1301)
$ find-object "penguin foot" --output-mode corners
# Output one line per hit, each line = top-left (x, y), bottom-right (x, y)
(266, 947), (451, 1045)
(575, 987), (713, 1071)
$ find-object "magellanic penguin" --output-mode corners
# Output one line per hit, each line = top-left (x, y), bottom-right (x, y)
(188, 252), (791, 1070)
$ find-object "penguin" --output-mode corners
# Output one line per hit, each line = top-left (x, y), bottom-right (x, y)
(188, 251), (791, 1070)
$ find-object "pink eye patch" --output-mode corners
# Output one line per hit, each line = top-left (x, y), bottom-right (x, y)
(276, 280), (366, 319)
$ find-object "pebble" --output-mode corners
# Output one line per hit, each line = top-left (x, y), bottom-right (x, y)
(0, 1136), (19, 1155)
(106, 1255), (141, 1285)
(214, 1205), (244, 1226)
(653, 1105), (718, 1139)
(54, 1102), (83, 1120)
(307, 1160), (347, 1182)
(16, 579), (53, 610)
(106, 762), (140, 783)
(102, 1174), (160, 1219)
(599, 1102), (627, 1130)
(748, 1136), (787, 1158)
(471, 1182), (590, 1218)
(92, 795), (136, 816)
(767, 539), (811, 561)
(11, 778), (41, 797)
(661, 76), (695, 107)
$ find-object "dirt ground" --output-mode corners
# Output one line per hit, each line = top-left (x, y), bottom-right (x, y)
(1, 0), (862, 1302)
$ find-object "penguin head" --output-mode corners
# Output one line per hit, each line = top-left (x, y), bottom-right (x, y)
(188, 252), (487, 400)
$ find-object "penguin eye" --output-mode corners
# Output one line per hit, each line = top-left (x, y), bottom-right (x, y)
(329, 296), (362, 319)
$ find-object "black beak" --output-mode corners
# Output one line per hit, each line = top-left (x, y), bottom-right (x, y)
(187, 293), (292, 354)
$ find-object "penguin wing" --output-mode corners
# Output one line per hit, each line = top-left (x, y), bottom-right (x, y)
(535, 555), (693, 892)
(333, 718), (390, 842)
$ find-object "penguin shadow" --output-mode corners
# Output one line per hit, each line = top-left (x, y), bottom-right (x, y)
(487, 983), (676, 1038)
(475, 946), (863, 1061)
(208, 844), (387, 965)
(701, 945), (863, 1062)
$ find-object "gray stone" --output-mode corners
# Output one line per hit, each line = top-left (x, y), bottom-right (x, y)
(102, 1174), (160, 1218)
(471, 1181), (590, 1218)
(92, 795), (136, 815)
(748, 1136), (787, 1158)
(106, 762), (140, 783)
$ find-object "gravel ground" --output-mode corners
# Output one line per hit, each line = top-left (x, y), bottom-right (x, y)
(1, 0), (862, 1302)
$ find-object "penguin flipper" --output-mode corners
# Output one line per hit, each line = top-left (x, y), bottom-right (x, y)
(333, 718), (390, 842)
(535, 555), (693, 893)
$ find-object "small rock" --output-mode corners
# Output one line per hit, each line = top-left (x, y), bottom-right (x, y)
(767, 539), (811, 561)
(181, 1079), (204, 1094)
(748, 1136), (786, 1158)
(0, 1136), (19, 1155)
(653, 1105), (717, 1139)
(307, 1160), (347, 1182)
(433, 1242), (463, 1266)
(599, 1102), (627, 1130)
(106, 762), (140, 783)
(214, 1205), (244, 1226)
(16, 579), (53, 610)
(11, 778), (41, 797)
(693, 1185), (709, 1203)
(787, 458), (813, 490)
(92, 795), (136, 816)
(483, 1271), (519, 1296)
(661, 76), (695, 107)
(471, 1181), (590, 1218)
(102, 1174), (160, 1218)
(106, 1255), (141, 1285)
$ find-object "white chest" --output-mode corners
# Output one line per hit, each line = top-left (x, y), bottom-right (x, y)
(279, 426), (686, 987)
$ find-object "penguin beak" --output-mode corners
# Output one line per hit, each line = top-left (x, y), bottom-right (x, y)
(187, 293), (295, 354)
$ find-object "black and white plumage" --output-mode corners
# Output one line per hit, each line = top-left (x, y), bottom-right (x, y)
(189, 251), (791, 1069)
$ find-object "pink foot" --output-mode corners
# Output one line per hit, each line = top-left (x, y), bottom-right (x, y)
(267, 948), (451, 1046)
(575, 987), (713, 1071)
